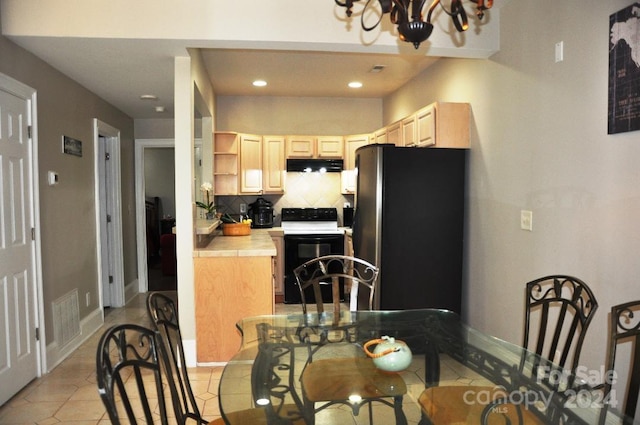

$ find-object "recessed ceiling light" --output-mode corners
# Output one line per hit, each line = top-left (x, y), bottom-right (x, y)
(253, 80), (267, 87)
(348, 81), (363, 89)
(140, 94), (158, 100)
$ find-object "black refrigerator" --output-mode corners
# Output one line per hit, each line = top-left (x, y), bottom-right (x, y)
(352, 144), (466, 313)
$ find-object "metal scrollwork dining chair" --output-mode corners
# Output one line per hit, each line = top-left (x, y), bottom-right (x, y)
(598, 300), (640, 423)
(96, 323), (175, 425)
(147, 292), (208, 424)
(294, 254), (378, 315)
(418, 275), (599, 425)
(293, 255), (408, 425)
(147, 292), (305, 425)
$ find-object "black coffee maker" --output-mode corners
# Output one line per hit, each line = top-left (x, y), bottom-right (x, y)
(248, 198), (274, 228)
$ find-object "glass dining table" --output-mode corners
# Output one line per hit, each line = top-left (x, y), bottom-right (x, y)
(217, 309), (633, 425)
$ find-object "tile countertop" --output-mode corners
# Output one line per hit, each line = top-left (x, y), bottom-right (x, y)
(194, 227), (351, 258)
(195, 228), (279, 258)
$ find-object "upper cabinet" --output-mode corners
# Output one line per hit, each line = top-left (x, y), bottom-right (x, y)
(213, 132), (239, 195)
(215, 132), (285, 195)
(341, 134), (370, 194)
(386, 120), (402, 146)
(316, 136), (344, 158)
(239, 134), (263, 194)
(344, 134), (370, 170)
(286, 135), (343, 159)
(262, 136), (286, 194)
(372, 127), (387, 144)
(215, 102), (469, 196)
(415, 103), (436, 147)
(404, 102), (469, 148)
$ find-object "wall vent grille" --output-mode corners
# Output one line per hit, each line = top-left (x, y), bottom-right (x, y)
(52, 289), (80, 348)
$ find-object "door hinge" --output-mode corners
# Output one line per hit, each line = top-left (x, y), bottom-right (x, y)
(105, 152), (111, 161)
(35, 327), (40, 341)
(31, 227), (35, 241)
(109, 275), (114, 284)
(27, 126), (32, 139)
(106, 214), (112, 223)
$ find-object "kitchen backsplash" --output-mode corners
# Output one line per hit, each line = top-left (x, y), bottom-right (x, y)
(214, 172), (354, 226)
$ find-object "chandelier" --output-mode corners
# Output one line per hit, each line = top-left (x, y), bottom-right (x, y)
(334, 0), (493, 49)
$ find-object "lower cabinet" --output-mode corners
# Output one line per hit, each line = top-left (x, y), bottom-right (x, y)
(270, 232), (284, 296)
(345, 232), (354, 257)
(194, 256), (274, 362)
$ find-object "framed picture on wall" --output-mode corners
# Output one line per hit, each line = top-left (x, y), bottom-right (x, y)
(62, 135), (83, 157)
(608, 3), (640, 134)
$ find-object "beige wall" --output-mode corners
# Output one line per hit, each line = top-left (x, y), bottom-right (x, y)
(215, 96), (382, 135)
(0, 32), (135, 346)
(385, 0), (640, 372)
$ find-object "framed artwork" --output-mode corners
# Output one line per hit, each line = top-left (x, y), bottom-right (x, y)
(609, 3), (640, 134)
(62, 135), (82, 157)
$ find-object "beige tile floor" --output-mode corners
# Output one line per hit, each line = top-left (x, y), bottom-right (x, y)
(0, 295), (488, 424)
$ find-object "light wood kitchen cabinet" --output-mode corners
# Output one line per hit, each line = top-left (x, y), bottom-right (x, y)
(342, 134), (369, 194)
(195, 256), (274, 362)
(372, 127), (387, 144)
(402, 115), (417, 147)
(286, 135), (344, 159)
(415, 103), (436, 147)
(403, 102), (469, 148)
(386, 120), (402, 146)
(270, 232), (284, 295)
(286, 135), (315, 158)
(262, 135), (285, 194)
(316, 136), (344, 158)
(213, 131), (239, 195)
(344, 134), (370, 170)
(430, 102), (470, 148)
(345, 231), (354, 257)
(239, 133), (263, 194)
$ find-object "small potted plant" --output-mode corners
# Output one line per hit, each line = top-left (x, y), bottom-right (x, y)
(196, 182), (217, 219)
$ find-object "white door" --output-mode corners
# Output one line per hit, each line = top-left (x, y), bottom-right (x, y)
(94, 120), (124, 308)
(98, 137), (113, 307)
(0, 80), (39, 405)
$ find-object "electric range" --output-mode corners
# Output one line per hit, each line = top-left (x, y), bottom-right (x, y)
(281, 207), (345, 303)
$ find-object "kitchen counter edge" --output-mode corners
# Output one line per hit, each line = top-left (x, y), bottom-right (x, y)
(194, 227), (350, 257)
(194, 228), (282, 258)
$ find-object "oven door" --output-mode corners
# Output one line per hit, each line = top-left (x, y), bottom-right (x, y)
(283, 234), (345, 304)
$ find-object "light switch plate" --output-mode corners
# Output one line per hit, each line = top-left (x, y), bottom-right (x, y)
(520, 210), (533, 231)
(47, 171), (59, 186)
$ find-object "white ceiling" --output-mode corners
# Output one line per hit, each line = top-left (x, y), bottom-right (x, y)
(6, 37), (440, 119)
(201, 49), (440, 98)
(1, 0), (505, 120)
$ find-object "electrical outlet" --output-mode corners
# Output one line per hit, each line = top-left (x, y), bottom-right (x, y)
(240, 203), (247, 214)
(520, 210), (533, 231)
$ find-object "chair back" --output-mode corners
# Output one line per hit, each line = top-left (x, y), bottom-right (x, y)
(147, 292), (206, 425)
(293, 255), (379, 315)
(604, 301), (640, 420)
(522, 275), (598, 376)
(96, 324), (171, 425)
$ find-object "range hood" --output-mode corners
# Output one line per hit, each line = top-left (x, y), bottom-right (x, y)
(286, 159), (343, 173)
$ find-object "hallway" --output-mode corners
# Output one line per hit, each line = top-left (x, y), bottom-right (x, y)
(0, 293), (224, 424)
